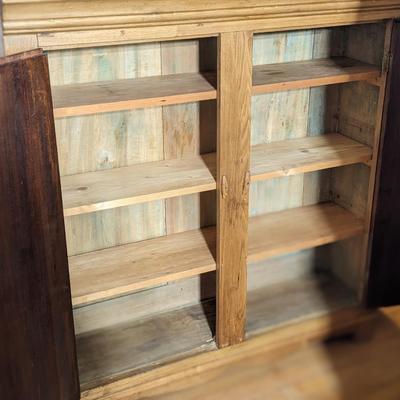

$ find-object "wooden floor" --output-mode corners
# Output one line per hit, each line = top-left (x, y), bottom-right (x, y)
(134, 307), (400, 400)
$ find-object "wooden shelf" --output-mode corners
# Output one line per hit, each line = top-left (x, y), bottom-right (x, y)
(250, 133), (372, 182)
(70, 227), (216, 307)
(76, 270), (356, 391)
(253, 56), (380, 94)
(52, 72), (217, 118)
(247, 272), (358, 337)
(69, 202), (363, 307)
(77, 300), (216, 391)
(52, 57), (379, 119)
(62, 153), (216, 217)
(62, 133), (371, 217)
(248, 202), (364, 263)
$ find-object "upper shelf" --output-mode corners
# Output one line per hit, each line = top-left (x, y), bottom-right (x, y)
(252, 56), (380, 94)
(52, 72), (217, 118)
(52, 57), (380, 118)
(62, 133), (372, 217)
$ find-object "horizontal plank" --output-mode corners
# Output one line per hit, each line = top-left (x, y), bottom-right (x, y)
(248, 202), (364, 263)
(70, 202), (363, 307)
(52, 57), (379, 118)
(62, 153), (216, 217)
(250, 133), (372, 182)
(253, 57), (380, 94)
(62, 133), (371, 217)
(52, 72), (217, 118)
(70, 227), (216, 307)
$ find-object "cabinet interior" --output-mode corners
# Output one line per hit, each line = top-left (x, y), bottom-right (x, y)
(47, 22), (387, 391)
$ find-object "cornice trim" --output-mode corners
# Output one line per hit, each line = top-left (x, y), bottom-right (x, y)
(3, 0), (400, 34)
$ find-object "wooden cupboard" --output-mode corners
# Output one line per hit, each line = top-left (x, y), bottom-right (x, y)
(2, 2), (400, 399)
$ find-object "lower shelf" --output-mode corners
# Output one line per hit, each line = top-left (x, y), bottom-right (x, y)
(77, 299), (216, 391)
(70, 202), (363, 307)
(247, 272), (357, 337)
(77, 270), (357, 391)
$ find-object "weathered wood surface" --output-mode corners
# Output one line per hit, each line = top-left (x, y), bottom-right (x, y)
(3, 1), (400, 50)
(216, 31), (252, 347)
(61, 133), (371, 217)
(0, 49), (79, 400)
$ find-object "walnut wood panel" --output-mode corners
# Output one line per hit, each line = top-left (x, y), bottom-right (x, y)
(0, 49), (79, 400)
(367, 20), (400, 307)
(216, 31), (252, 348)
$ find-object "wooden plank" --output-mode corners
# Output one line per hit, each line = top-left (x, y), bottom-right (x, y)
(61, 153), (215, 217)
(62, 133), (371, 217)
(250, 133), (372, 181)
(253, 57), (380, 95)
(52, 72), (216, 118)
(367, 21), (400, 307)
(70, 227), (216, 307)
(77, 300), (216, 391)
(248, 202), (364, 263)
(0, 50), (79, 400)
(69, 202), (364, 309)
(52, 57), (377, 119)
(216, 31), (252, 347)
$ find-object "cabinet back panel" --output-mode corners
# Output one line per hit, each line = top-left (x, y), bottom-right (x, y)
(48, 39), (216, 256)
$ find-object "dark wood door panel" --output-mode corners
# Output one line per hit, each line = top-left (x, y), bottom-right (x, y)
(367, 21), (400, 307)
(0, 49), (80, 400)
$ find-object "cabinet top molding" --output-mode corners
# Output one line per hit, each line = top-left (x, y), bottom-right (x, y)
(3, 0), (400, 48)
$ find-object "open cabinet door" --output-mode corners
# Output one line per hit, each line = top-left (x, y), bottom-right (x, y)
(367, 20), (400, 307)
(0, 50), (80, 399)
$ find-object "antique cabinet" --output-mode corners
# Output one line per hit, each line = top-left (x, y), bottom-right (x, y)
(2, 2), (400, 399)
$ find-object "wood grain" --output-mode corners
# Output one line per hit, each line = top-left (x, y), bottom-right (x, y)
(69, 202), (364, 308)
(80, 294), (373, 400)
(61, 133), (371, 217)
(48, 42), (166, 257)
(77, 300), (216, 391)
(62, 153), (216, 217)
(248, 202), (364, 263)
(69, 227), (216, 307)
(0, 49), (79, 400)
(216, 31), (252, 347)
(51, 57), (378, 118)
(253, 57), (380, 94)
(4, 1), (400, 50)
(52, 72), (216, 118)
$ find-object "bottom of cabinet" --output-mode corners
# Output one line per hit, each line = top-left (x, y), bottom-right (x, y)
(77, 259), (358, 393)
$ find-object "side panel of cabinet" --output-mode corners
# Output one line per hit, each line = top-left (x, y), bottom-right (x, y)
(367, 20), (400, 307)
(0, 50), (80, 400)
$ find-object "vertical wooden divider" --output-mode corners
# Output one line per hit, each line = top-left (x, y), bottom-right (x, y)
(216, 31), (253, 348)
